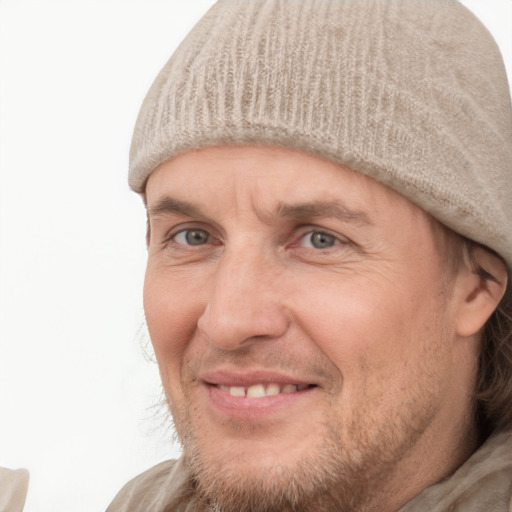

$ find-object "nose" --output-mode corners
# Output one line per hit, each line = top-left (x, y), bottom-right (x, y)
(197, 246), (290, 350)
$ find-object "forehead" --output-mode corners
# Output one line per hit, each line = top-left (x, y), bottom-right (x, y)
(145, 145), (416, 218)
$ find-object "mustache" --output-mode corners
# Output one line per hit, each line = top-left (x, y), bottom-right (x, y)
(181, 343), (339, 387)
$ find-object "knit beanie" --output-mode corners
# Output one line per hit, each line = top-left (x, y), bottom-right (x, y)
(129, 0), (512, 268)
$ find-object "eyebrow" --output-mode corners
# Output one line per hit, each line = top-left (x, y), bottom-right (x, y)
(147, 196), (373, 226)
(147, 197), (205, 219)
(272, 200), (373, 226)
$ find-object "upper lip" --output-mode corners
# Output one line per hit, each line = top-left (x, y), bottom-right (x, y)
(200, 368), (317, 388)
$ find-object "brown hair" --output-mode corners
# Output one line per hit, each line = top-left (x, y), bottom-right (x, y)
(437, 223), (512, 435)
(475, 281), (512, 435)
(460, 240), (512, 435)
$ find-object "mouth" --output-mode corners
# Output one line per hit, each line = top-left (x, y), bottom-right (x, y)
(200, 370), (319, 419)
(216, 382), (315, 398)
(202, 376), (318, 421)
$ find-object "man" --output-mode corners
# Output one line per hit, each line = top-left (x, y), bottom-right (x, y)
(108, 1), (512, 511)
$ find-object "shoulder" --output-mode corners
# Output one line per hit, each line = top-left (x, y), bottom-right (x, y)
(400, 430), (512, 512)
(0, 467), (29, 512)
(106, 458), (192, 512)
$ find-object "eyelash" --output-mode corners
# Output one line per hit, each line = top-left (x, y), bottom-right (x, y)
(172, 228), (211, 246)
(162, 226), (213, 249)
(297, 230), (346, 250)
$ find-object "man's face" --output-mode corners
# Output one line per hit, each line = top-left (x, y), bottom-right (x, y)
(144, 145), (477, 512)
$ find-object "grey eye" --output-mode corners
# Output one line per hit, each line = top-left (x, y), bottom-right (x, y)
(174, 229), (210, 245)
(301, 231), (338, 249)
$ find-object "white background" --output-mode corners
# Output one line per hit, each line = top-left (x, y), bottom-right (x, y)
(0, 1), (510, 511)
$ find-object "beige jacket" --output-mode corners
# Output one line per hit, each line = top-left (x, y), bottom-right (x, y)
(0, 468), (29, 512)
(107, 431), (512, 512)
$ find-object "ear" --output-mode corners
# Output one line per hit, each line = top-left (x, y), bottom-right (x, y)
(455, 246), (508, 337)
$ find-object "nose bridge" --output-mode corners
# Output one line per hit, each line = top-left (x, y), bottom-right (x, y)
(198, 240), (288, 349)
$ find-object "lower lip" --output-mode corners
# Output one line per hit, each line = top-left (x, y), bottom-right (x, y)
(205, 384), (315, 421)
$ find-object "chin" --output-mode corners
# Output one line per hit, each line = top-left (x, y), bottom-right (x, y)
(173, 413), (373, 512)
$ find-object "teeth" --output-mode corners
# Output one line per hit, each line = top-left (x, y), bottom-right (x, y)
(265, 383), (280, 396)
(229, 386), (246, 397)
(219, 383), (307, 398)
(246, 384), (266, 398)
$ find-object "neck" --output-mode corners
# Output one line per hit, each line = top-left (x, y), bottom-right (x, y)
(358, 419), (480, 512)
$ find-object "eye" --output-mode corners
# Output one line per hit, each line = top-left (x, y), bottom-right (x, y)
(173, 229), (211, 246)
(300, 231), (341, 249)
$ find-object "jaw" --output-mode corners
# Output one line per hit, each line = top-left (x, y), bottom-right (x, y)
(174, 401), (382, 512)
(165, 365), (476, 512)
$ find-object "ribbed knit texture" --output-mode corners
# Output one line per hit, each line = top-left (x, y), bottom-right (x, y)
(129, 0), (512, 267)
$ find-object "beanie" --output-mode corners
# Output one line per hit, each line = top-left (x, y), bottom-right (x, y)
(129, 0), (512, 268)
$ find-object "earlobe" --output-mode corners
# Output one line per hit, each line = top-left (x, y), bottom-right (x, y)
(455, 246), (508, 337)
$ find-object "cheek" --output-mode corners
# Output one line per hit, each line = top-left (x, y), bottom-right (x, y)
(143, 265), (206, 371)
(296, 276), (454, 441)
(294, 273), (448, 384)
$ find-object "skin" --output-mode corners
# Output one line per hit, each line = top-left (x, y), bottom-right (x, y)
(143, 145), (505, 512)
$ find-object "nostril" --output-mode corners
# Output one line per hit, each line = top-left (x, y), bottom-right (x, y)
(197, 303), (290, 350)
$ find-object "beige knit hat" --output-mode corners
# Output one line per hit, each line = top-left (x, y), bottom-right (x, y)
(129, 0), (512, 267)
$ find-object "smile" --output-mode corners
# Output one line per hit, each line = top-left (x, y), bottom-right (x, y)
(218, 383), (313, 398)
(200, 369), (319, 419)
